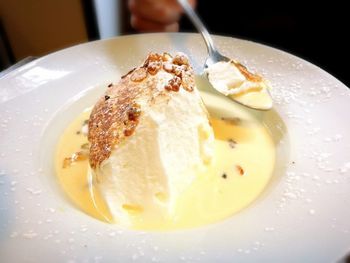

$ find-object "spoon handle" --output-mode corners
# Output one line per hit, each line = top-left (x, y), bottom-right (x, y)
(177, 0), (217, 56)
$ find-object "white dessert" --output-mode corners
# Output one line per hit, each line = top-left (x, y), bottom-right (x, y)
(88, 53), (214, 225)
(206, 60), (273, 110)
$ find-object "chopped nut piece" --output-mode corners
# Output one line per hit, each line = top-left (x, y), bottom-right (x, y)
(127, 104), (141, 121)
(165, 76), (181, 92)
(144, 52), (163, 67)
(172, 53), (189, 66)
(124, 127), (136, 136)
(148, 52), (163, 62)
(162, 52), (172, 62)
(63, 151), (88, 168)
(181, 72), (194, 92)
(130, 68), (148, 82)
(232, 60), (262, 82)
(147, 61), (162, 75)
(173, 65), (183, 77)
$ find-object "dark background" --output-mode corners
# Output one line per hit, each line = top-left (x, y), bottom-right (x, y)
(1, 1), (349, 88)
(178, 2), (349, 87)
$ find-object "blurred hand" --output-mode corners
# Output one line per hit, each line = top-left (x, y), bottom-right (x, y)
(128, 0), (196, 32)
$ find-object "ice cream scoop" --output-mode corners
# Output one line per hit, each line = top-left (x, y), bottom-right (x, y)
(88, 52), (214, 225)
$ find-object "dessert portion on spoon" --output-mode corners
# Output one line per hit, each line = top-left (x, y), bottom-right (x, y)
(205, 60), (273, 110)
(88, 52), (214, 225)
(178, 0), (273, 110)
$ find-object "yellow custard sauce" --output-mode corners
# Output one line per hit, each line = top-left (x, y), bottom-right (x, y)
(55, 91), (276, 230)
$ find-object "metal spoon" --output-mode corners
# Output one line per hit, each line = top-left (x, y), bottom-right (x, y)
(177, 0), (273, 110)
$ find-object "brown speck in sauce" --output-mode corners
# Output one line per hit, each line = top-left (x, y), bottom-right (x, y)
(81, 143), (89, 150)
(222, 173), (227, 179)
(108, 83), (113, 87)
(76, 131), (81, 135)
(105, 95), (110, 101)
(228, 139), (237, 148)
(236, 165), (244, 176)
(221, 117), (241, 125)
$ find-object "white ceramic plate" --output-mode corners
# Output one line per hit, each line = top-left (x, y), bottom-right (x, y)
(1, 33), (350, 262)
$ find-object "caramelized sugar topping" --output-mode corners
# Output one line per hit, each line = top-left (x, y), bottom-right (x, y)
(88, 52), (195, 169)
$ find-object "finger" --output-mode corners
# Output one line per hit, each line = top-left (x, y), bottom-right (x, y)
(131, 15), (179, 32)
(128, 0), (182, 25)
